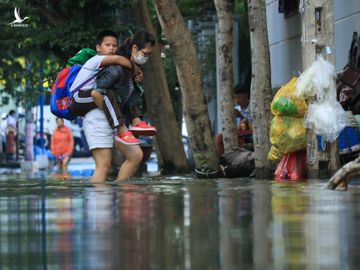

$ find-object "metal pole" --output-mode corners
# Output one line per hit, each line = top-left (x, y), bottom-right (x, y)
(39, 66), (45, 152)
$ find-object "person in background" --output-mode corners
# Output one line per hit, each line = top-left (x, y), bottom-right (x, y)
(214, 83), (253, 157)
(51, 118), (74, 175)
(5, 110), (17, 161)
(6, 110), (16, 129)
(233, 83), (252, 130)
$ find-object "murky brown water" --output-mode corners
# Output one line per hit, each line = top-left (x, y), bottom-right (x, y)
(0, 175), (359, 269)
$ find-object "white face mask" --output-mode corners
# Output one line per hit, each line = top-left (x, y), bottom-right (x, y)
(134, 53), (148, 65)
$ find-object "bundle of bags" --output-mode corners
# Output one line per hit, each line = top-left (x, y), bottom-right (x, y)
(270, 55), (347, 180)
(268, 77), (307, 161)
(295, 55), (347, 142)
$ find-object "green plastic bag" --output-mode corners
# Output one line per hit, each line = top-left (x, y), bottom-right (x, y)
(67, 48), (97, 66)
(272, 96), (299, 115)
(271, 77), (308, 117)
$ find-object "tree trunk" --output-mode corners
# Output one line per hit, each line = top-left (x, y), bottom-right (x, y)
(247, 0), (273, 178)
(220, 148), (255, 177)
(214, 0), (238, 152)
(133, 0), (189, 174)
(152, 0), (220, 177)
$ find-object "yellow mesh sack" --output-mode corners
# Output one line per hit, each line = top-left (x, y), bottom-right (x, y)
(271, 77), (308, 117)
(268, 116), (306, 160)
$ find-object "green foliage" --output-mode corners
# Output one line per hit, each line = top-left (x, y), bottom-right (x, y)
(0, 0), (137, 107)
(0, 52), (59, 108)
(235, 0), (251, 77)
(235, 0), (250, 43)
(1, 0), (137, 57)
(175, 0), (215, 19)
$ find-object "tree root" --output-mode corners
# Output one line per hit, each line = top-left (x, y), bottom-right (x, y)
(325, 156), (360, 190)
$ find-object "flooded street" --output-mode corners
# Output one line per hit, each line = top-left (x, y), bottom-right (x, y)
(0, 175), (359, 269)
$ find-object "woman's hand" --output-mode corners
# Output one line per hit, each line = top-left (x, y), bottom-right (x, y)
(133, 64), (141, 76)
(135, 70), (144, 83)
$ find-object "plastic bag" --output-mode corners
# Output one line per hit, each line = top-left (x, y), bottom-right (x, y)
(67, 48), (97, 66)
(304, 100), (347, 142)
(295, 54), (337, 101)
(274, 150), (307, 180)
(268, 116), (307, 160)
(271, 77), (307, 117)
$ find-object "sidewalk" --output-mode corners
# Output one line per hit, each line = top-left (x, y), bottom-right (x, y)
(0, 160), (20, 168)
(67, 157), (95, 177)
(0, 157), (95, 177)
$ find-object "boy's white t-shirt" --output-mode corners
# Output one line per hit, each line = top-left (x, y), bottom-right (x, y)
(235, 104), (252, 126)
(70, 55), (106, 93)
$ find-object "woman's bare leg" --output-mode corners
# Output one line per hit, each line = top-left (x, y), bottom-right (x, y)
(62, 156), (71, 174)
(114, 142), (143, 180)
(91, 148), (112, 183)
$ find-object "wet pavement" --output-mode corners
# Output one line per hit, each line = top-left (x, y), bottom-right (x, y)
(0, 175), (359, 269)
(0, 153), (159, 177)
(0, 157), (96, 176)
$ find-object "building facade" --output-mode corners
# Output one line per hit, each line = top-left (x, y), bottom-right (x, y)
(266, 0), (360, 88)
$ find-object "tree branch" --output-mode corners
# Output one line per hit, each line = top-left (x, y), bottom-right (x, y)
(325, 156), (360, 190)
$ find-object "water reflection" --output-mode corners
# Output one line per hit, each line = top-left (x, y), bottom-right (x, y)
(0, 178), (359, 269)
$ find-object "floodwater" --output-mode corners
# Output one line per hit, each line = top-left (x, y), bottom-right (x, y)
(0, 175), (359, 270)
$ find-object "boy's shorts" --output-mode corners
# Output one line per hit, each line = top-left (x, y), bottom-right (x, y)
(83, 108), (115, 150)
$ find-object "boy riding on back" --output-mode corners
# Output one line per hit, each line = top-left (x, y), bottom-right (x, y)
(95, 31), (156, 144)
(70, 30), (156, 145)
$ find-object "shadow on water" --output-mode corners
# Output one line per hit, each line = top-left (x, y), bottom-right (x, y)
(0, 174), (360, 269)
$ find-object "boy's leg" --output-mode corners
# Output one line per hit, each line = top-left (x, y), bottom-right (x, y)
(101, 90), (123, 129)
(131, 117), (142, 126)
(73, 89), (138, 144)
(126, 105), (157, 136)
(101, 91), (140, 145)
(91, 148), (112, 183)
(114, 141), (143, 180)
(90, 91), (104, 109)
(73, 89), (125, 132)
(70, 90), (97, 116)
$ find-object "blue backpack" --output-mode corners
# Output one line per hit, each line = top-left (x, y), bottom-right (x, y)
(50, 48), (97, 120)
(50, 65), (82, 120)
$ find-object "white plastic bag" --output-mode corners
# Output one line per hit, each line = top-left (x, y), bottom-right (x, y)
(295, 54), (337, 101)
(304, 100), (347, 142)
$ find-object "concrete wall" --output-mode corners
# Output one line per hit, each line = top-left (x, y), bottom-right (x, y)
(266, 0), (360, 88)
(266, 0), (302, 88)
(334, 0), (360, 70)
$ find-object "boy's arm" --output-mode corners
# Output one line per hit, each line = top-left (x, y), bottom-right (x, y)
(96, 65), (123, 90)
(100, 55), (133, 69)
(234, 109), (245, 120)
